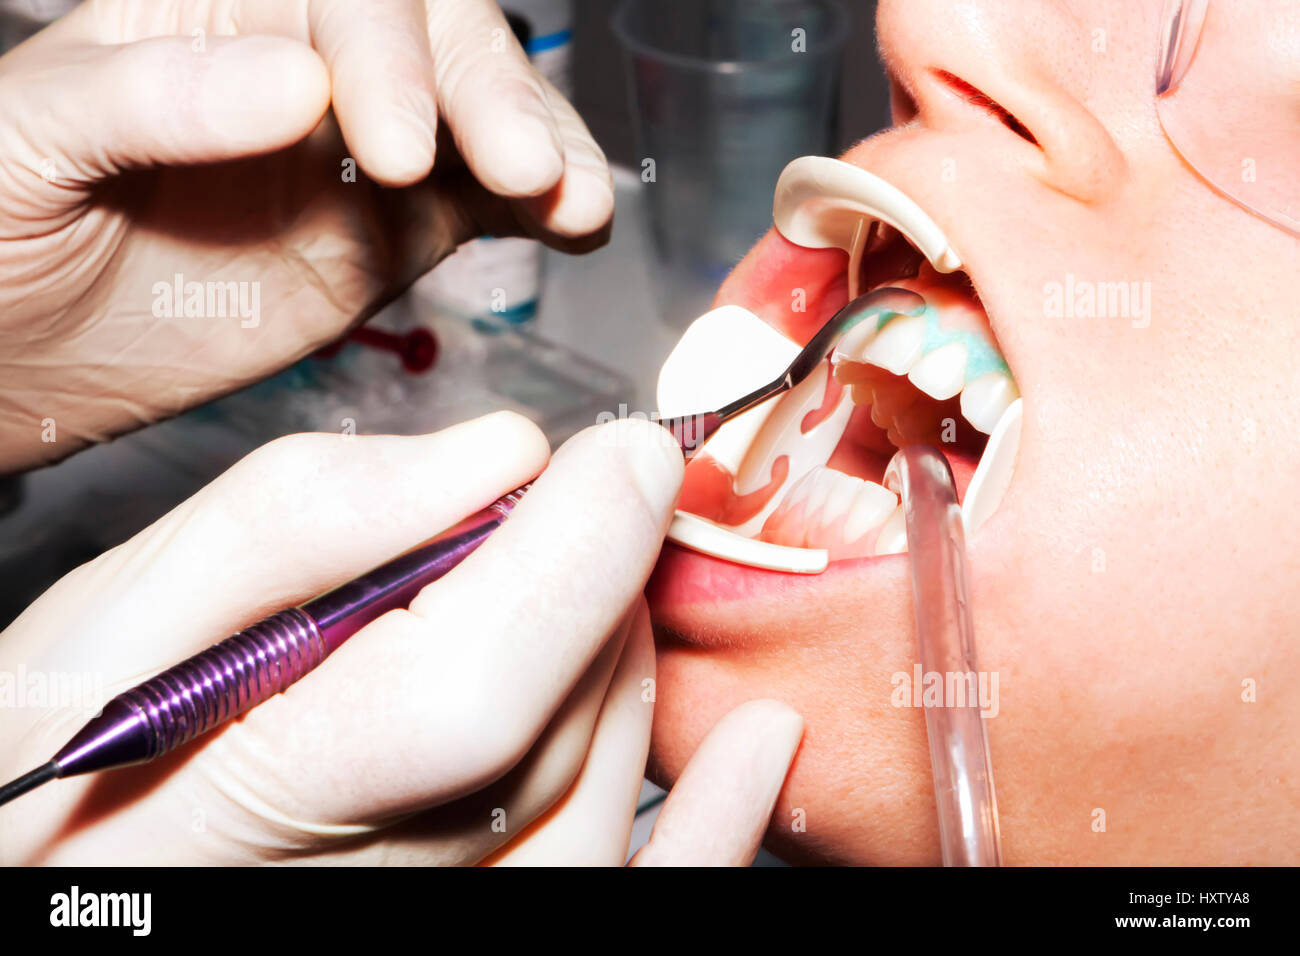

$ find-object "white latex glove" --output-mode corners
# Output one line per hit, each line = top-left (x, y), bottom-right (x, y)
(0, 0), (614, 473)
(0, 416), (803, 866)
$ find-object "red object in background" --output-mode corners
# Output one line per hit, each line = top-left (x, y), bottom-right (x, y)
(314, 326), (440, 374)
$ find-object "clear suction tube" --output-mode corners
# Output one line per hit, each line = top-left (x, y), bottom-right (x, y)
(884, 445), (1002, 866)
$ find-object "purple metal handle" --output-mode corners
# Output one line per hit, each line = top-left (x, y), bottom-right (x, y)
(51, 486), (530, 779)
(141, 608), (321, 755)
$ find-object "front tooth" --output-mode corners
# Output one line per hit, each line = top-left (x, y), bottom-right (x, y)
(960, 371), (1020, 435)
(831, 320), (878, 365)
(860, 314), (926, 374)
(961, 398), (1022, 536)
(781, 467), (820, 509)
(873, 504), (908, 555)
(844, 481), (898, 542)
(800, 468), (837, 525)
(907, 342), (968, 400)
(819, 471), (862, 527)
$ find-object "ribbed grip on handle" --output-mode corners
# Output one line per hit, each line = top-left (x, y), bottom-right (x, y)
(121, 608), (325, 759)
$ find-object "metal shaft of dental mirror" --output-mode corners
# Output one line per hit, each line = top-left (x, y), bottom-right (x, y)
(658, 287), (926, 458)
(0, 761), (57, 808)
(775, 286), (926, 397)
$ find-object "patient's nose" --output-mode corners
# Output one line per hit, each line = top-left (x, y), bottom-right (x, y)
(875, 0), (1127, 203)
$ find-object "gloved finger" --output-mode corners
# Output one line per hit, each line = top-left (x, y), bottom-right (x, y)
(511, 75), (616, 241)
(306, 0), (439, 186)
(1, 413), (549, 691)
(223, 601), (637, 864)
(425, 0), (565, 198)
(417, 156), (613, 258)
(405, 418), (678, 779)
(272, 418), (681, 820)
(628, 700), (804, 867)
(488, 599), (655, 866)
(428, 75), (615, 249)
(10, 35), (328, 205)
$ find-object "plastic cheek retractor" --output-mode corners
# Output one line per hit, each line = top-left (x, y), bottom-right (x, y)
(884, 444), (1003, 867)
(773, 155), (964, 296)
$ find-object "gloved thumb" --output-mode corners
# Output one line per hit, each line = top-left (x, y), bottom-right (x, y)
(15, 34), (328, 206)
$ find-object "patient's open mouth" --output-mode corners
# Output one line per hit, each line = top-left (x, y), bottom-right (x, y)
(656, 157), (1024, 572)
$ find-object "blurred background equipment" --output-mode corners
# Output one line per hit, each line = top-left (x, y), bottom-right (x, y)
(612, 0), (849, 328)
(0, 0), (76, 50)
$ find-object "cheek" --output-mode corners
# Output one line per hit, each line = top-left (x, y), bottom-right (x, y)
(649, 620), (943, 865)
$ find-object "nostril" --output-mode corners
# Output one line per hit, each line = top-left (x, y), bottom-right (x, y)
(888, 73), (919, 126)
(931, 69), (1040, 146)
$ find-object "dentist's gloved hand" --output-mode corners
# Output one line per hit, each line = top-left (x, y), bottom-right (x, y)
(0, 416), (803, 866)
(0, 0), (614, 474)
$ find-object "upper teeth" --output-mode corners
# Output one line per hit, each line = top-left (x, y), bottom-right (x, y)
(834, 317), (1019, 436)
(960, 371), (1020, 435)
(841, 313), (926, 375)
(908, 342), (968, 401)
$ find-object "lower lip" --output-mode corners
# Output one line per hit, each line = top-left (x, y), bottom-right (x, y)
(648, 445), (979, 644)
(647, 540), (910, 636)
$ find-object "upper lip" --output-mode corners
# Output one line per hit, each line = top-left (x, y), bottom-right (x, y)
(719, 145), (1014, 370)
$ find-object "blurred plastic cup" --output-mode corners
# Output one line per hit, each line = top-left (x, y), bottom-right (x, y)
(0, 0), (79, 53)
(613, 0), (848, 330)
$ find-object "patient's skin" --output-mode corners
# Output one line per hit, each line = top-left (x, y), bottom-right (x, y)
(646, 0), (1300, 864)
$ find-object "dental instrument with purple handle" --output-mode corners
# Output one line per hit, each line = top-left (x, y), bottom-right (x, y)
(0, 287), (930, 809)
(0, 486), (539, 807)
